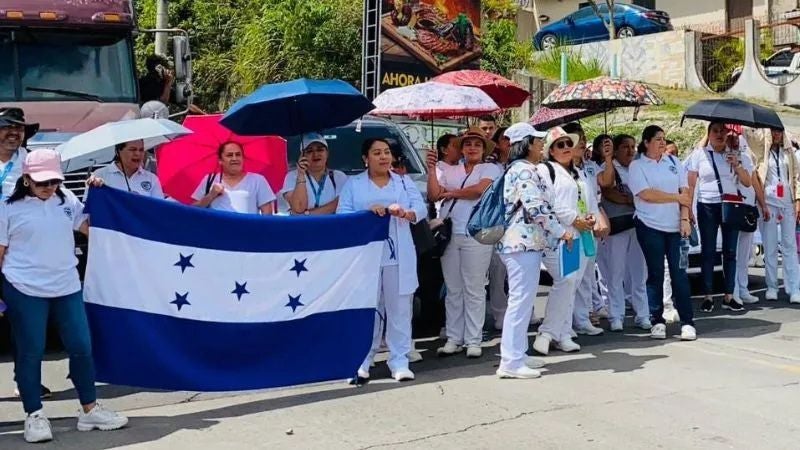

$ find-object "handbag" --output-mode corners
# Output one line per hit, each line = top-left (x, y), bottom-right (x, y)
(707, 150), (759, 232)
(410, 219), (437, 256)
(608, 214), (635, 235)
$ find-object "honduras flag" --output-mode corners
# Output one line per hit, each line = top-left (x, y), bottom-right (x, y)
(83, 187), (387, 391)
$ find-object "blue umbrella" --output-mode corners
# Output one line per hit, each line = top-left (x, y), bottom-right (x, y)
(221, 78), (375, 136)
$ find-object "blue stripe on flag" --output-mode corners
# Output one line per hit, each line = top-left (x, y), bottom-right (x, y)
(85, 303), (375, 391)
(84, 186), (389, 252)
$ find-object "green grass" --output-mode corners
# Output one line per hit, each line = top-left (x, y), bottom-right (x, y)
(531, 47), (605, 83)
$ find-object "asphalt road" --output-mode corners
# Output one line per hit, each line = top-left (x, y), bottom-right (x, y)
(1, 270), (799, 449)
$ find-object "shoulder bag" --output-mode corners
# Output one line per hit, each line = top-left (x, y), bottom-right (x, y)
(707, 150), (759, 232)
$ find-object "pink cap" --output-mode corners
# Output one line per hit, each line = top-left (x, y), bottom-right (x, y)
(23, 149), (64, 182)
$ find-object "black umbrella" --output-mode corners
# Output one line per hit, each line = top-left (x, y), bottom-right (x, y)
(681, 98), (784, 130)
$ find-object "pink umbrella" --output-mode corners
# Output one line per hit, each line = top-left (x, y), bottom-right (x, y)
(432, 70), (530, 109)
(156, 115), (288, 205)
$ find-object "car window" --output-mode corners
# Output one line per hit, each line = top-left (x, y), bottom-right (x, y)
(287, 125), (423, 175)
(768, 50), (794, 67)
(571, 8), (596, 20)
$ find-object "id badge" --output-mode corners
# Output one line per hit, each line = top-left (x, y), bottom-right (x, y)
(777, 183), (785, 199)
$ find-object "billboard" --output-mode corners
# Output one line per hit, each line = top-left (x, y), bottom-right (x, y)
(380, 0), (482, 91)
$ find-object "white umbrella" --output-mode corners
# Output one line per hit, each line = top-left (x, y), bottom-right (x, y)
(56, 118), (192, 171)
(371, 82), (500, 119)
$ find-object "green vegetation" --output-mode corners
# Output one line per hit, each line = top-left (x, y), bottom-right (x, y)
(705, 30), (774, 92)
(532, 48), (605, 83)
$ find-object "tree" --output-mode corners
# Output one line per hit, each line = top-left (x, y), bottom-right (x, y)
(481, 0), (534, 78)
(586, 0), (616, 40)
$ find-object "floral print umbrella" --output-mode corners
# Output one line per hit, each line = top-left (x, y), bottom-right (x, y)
(371, 82), (500, 120)
(542, 76), (663, 110)
(432, 70), (530, 109)
(529, 106), (602, 131)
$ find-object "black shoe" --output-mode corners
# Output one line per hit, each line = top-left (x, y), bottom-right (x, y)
(722, 299), (745, 312)
(700, 299), (714, 312)
(40, 385), (52, 399)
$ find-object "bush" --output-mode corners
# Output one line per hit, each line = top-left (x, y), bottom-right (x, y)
(532, 47), (605, 82)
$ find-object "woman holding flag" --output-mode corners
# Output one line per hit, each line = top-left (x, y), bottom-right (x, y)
(337, 138), (427, 383)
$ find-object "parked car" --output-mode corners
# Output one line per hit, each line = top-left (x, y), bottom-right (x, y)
(732, 47), (800, 85)
(534, 3), (672, 50)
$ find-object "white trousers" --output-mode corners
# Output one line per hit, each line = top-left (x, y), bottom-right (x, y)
(359, 265), (412, 374)
(598, 228), (649, 323)
(539, 246), (587, 342)
(573, 255), (597, 328)
(499, 251), (542, 371)
(761, 205), (800, 294)
(441, 234), (494, 346)
(736, 230), (754, 297)
(488, 251), (508, 325)
(593, 265), (610, 312)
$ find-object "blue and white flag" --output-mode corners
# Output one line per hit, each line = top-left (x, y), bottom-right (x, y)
(84, 187), (387, 391)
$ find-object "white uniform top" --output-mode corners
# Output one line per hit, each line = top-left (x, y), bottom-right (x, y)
(550, 162), (599, 235)
(91, 163), (164, 198)
(738, 151), (756, 206)
(436, 162), (502, 235)
(763, 148), (794, 208)
(280, 169), (348, 211)
(0, 147), (27, 201)
(0, 190), (85, 297)
(685, 145), (753, 204)
(628, 154), (688, 233)
(191, 172), (276, 214)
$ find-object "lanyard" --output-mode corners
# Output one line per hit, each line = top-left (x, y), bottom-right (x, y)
(771, 149), (782, 182)
(306, 173), (326, 208)
(0, 153), (18, 196)
(575, 168), (588, 215)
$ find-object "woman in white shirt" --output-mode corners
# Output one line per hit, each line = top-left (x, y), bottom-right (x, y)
(426, 128), (501, 359)
(496, 123), (571, 379)
(686, 122), (752, 312)
(88, 140), (164, 198)
(192, 142), (275, 214)
(281, 133), (347, 215)
(628, 125), (696, 341)
(532, 126), (596, 356)
(0, 150), (127, 443)
(337, 138), (426, 383)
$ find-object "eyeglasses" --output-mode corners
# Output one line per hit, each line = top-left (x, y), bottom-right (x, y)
(554, 140), (574, 150)
(33, 179), (62, 188)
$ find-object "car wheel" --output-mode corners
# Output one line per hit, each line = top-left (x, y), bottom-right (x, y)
(617, 26), (635, 39)
(541, 34), (558, 50)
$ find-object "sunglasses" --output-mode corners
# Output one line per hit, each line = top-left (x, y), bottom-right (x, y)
(33, 179), (62, 188)
(553, 140), (574, 150)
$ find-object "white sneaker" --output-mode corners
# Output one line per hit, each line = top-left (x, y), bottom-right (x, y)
(77, 403), (128, 432)
(766, 289), (779, 301)
(651, 323), (667, 340)
(575, 324), (604, 336)
(24, 410), (52, 443)
(595, 307), (610, 319)
(663, 308), (680, 324)
(497, 366), (541, 379)
(392, 369), (415, 382)
(525, 356), (546, 369)
(634, 318), (653, 331)
(569, 329), (578, 339)
(740, 292), (760, 304)
(466, 345), (482, 358)
(532, 333), (552, 355)
(680, 324), (697, 341)
(407, 350), (423, 363)
(790, 293), (800, 304)
(556, 338), (581, 353)
(609, 320), (624, 332)
(348, 368), (370, 385)
(437, 340), (463, 356)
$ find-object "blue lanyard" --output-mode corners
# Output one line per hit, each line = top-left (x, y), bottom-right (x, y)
(0, 158), (16, 196)
(306, 173), (326, 208)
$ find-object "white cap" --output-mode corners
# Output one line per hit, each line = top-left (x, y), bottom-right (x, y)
(301, 132), (328, 150)
(504, 123), (546, 144)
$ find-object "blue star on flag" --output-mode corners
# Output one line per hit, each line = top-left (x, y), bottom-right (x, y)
(174, 253), (194, 273)
(171, 292), (191, 311)
(285, 294), (304, 312)
(290, 259), (308, 277)
(231, 282), (250, 301)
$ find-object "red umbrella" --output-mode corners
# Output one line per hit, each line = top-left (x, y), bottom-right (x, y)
(529, 106), (601, 131)
(432, 70), (530, 109)
(156, 115), (288, 205)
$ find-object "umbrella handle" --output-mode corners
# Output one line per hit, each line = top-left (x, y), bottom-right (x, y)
(680, 115), (686, 127)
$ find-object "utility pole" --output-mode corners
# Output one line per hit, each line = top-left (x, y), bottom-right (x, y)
(155, 0), (169, 56)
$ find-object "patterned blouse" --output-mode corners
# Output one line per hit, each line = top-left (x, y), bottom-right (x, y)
(497, 161), (565, 254)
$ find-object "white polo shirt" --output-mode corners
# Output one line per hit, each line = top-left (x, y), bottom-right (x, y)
(628, 154), (688, 233)
(280, 169), (348, 212)
(685, 145), (753, 204)
(0, 189), (84, 297)
(436, 162), (502, 235)
(0, 147), (28, 201)
(91, 163), (164, 198)
(192, 172), (276, 214)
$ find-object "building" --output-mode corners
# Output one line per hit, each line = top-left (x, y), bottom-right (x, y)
(517, 0), (800, 41)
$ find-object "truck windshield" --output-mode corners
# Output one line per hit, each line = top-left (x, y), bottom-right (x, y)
(0, 30), (136, 103)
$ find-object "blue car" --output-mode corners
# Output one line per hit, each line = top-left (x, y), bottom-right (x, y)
(534, 3), (672, 50)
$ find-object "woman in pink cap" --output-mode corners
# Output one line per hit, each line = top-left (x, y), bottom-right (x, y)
(0, 149), (128, 443)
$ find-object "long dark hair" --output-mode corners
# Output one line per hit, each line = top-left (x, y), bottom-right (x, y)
(6, 176), (66, 205)
(637, 125), (665, 154)
(591, 134), (612, 164)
